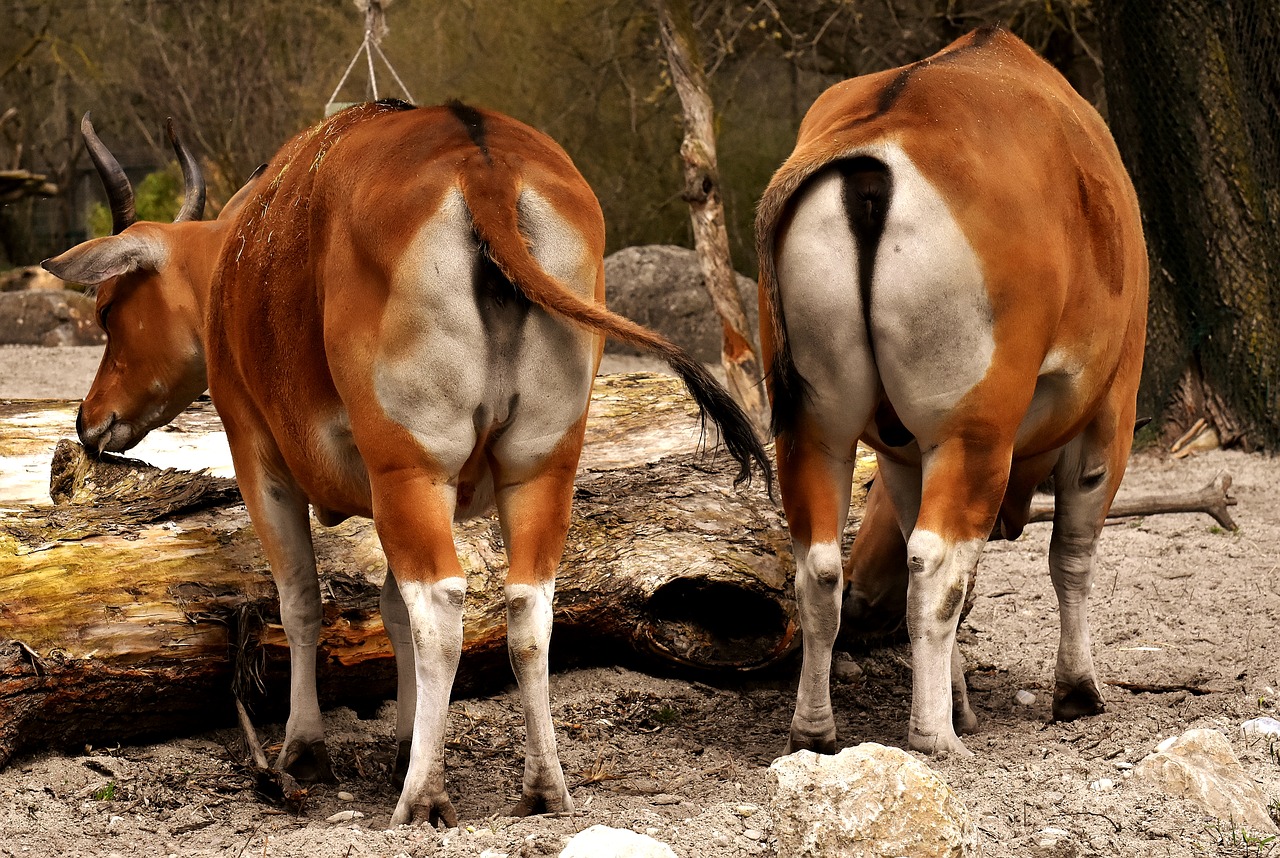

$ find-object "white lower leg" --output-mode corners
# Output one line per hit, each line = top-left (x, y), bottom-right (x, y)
(906, 530), (981, 756)
(790, 541), (844, 751)
(506, 581), (570, 812)
(390, 576), (467, 828)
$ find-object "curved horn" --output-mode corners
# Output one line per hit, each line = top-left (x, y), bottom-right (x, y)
(166, 118), (206, 223)
(81, 112), (136, 234)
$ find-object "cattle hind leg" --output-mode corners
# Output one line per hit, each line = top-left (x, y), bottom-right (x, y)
(781, 436), (857, 754)
(492, 453), (580, 815)
(373, 473), (468, 829)
(772, 166), (878, 754)
(905, 436), (1014, 756)
(380, 570), (416, 788)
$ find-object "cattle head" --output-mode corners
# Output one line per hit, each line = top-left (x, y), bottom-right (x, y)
(43, 114), (210, 455)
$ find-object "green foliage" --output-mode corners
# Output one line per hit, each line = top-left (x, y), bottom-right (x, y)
(1198, 818), (1278, 856)
(652, 704), (681, 725)
(87, 164), (184, 238)
(92, 781), (116, 801)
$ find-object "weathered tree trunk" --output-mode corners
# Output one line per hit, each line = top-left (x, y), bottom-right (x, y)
(0, 374), (860, 768)
(652, 0), (769, 437)
(1098, 0), (1280, 449)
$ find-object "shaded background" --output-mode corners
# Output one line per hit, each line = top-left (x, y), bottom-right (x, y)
(1, 0), (1275, 447)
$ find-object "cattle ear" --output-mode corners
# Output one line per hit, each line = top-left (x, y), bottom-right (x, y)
(42, 232), (168, 286)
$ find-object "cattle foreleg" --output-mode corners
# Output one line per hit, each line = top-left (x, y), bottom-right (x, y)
(1046, 429), (1123, 722)
(235, 463), (335, 784)
(495, 459), (578, 816)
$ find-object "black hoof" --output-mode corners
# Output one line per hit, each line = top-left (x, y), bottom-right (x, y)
(280, 739), (337, 784)
(785, 732), (837, 756)
(1052, 681), (1105, 721)
(509, 790), (572, 817)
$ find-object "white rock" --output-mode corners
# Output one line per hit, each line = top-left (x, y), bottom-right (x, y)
(1089, 778), (1115, 792)
(768, 743), (979, 857)
(734, 804), (759, 817)
(743, 829), (763, 841)
(325, 809), (364, 823)
(559, 825), (677, 858)
(1133, 728), (1278, 834)
(1036, 826), (1072, 848)
(1242, 717), (1280, 738)
(1015, 690), (1036, 706)
(337, 791), (355, 802)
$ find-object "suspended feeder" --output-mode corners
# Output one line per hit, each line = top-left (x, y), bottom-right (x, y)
(325, 0), (415, 117)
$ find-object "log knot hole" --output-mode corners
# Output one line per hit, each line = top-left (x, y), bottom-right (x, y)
(642, 579), (793, 669)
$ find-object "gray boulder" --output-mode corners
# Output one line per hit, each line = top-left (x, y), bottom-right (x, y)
(768, 744), (981, 857)
(0, 266), (68, 293)
(0, 289), (104, 346)
(603, 244), (759, 363)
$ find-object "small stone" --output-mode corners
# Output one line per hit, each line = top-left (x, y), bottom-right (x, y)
(734, 804), (759, 817)
(559, 825), (676, 858)
(649, 793), (682, 806)
(743, 829), (763, 841)
(832, 655), (863, 683)
(325, 809), (364, 823)
(1089, 778), (1114, 792)
(1242, 717), (1280, 738)
(1036, 826), (1071, 848)
(337, 791), (355, 802)
(645, 828), (661, 837)
(1015, 690), (1036, 706)
(1114, 761), (1133, 770)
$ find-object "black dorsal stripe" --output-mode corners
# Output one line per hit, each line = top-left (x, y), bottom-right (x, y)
(871, 24), (1004, 125)
(447, 100), (491, 163)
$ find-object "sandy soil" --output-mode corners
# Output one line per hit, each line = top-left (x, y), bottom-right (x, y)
(2, 347), (1278, 857)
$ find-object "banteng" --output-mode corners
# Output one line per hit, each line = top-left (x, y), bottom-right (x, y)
(755, 27), (1147, 756)
(44, 101), (767, 825)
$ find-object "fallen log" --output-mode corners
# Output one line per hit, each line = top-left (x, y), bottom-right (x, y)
(1029, 473), (1238, 531)
(1, 375), (1234, 763)
(0, 374), (875, 768)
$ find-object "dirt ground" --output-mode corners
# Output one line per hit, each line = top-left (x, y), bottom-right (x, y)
(1, 346), (1279, 857)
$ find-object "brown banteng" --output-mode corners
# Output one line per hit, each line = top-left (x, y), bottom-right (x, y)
(756, 26), (1147, 757)
(43, 100), (767, 826)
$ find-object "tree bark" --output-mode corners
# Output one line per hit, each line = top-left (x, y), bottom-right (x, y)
(1097, 0), (1280, 449)
(652, 0), (769, 437)
(0, 374), (871, 768)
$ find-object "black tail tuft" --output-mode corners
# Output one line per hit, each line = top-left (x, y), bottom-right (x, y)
(662, 347), (772, 495)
